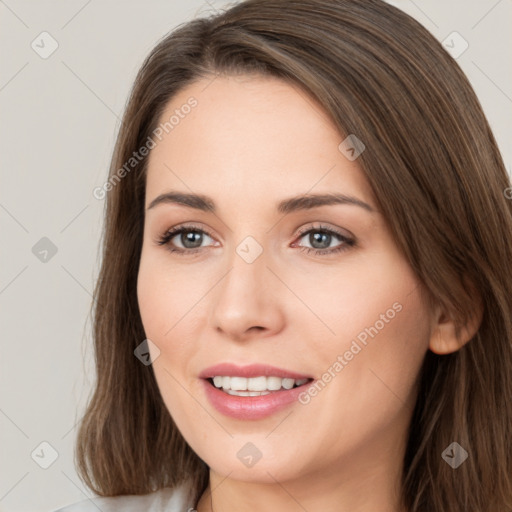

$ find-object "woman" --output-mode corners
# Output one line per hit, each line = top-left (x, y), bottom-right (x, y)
(55, 0), (512, 511)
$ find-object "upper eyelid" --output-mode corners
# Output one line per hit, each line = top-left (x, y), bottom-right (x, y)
(165, 222), (347, 235)
(295, 224), (352, 237)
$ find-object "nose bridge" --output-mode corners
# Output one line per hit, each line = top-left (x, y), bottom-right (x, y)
(221, 233), (269, 303)
(211, 231), (282, 337)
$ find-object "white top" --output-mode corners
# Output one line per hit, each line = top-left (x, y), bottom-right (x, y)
(52, 482), (196, 512)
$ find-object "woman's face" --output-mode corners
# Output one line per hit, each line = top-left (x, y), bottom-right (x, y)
(137, 74), (432, 485)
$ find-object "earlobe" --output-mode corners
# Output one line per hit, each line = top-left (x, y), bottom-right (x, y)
(429, 320), (465, 355)
(428, 292), (484, 355)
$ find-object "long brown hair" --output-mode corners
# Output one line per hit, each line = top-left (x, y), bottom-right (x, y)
(76, 1), (512, 510)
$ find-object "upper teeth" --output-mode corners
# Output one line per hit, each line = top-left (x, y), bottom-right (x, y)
(212, 376), (309, 391)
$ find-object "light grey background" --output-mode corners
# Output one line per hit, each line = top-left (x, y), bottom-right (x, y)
(0, 1), (510, 511)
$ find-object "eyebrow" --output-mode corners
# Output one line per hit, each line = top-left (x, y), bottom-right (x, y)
(146, 191), (376, 214)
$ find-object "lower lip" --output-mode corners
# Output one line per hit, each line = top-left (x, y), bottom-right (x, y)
(202, 379), (311, 420)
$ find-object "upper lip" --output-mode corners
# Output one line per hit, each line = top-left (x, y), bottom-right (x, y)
(199, 363), (313, 380)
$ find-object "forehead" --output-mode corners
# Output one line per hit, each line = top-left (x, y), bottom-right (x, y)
(144, 74), (376, 212)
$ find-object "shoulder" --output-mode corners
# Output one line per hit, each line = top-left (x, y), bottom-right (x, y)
(52, 483), (195, 512)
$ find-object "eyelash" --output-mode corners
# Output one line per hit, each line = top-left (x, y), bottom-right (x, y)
(155, 223), (356, 257)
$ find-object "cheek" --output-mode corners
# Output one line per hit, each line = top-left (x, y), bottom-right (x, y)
(291, 283), (429, 468)
(290, 246), (427, 360)
(136, 252), (210, 400)
(136, 251), (203, 349)
(137, 258), (203, 429)
(297, 251), (430, 418)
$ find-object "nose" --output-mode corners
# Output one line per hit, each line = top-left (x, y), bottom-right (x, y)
(210, 241), (285, 342)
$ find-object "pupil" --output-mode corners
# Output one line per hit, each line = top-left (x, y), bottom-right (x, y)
(182, 231), (202, 249)
(311, 232), (330, 249)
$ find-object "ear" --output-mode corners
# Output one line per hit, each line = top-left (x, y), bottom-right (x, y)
(428, 285), (484, 355)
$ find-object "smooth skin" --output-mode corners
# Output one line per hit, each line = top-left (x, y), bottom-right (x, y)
(136, 74), (478, 512)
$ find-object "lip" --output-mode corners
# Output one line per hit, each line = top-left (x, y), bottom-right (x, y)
(199, 363), (312, 380)
(199, 363), (314, 420)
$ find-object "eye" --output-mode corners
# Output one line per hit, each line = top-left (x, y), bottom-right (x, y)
(156, 224), (217, 255)
(155, 223), (356, 257)
(292, 224), (356, 256)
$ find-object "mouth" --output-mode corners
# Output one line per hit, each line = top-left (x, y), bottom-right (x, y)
(205, 375), (313, 396)
(199, 363), (315, 420)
